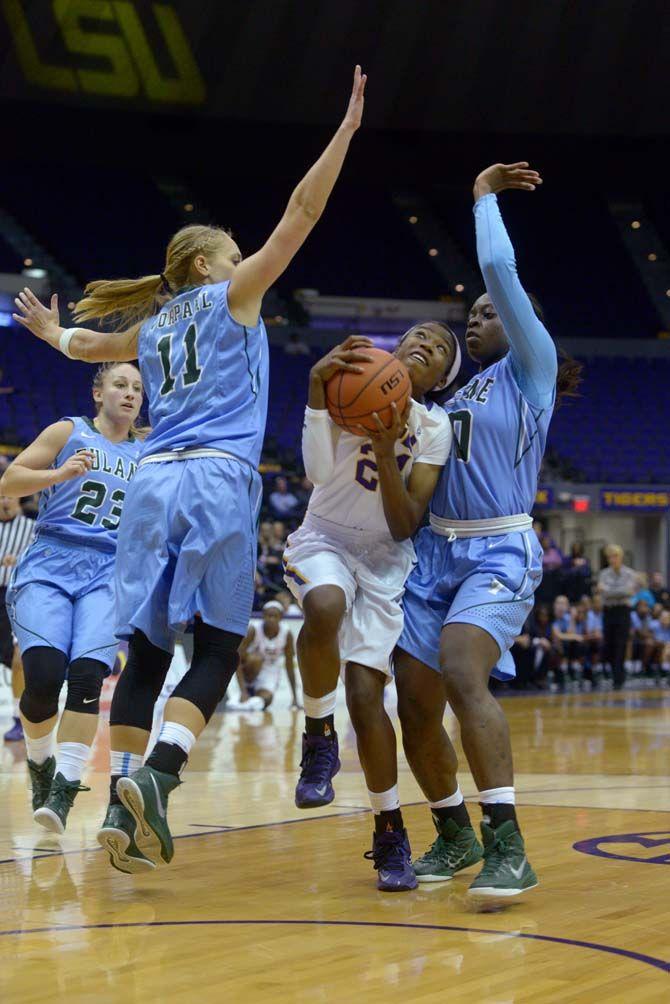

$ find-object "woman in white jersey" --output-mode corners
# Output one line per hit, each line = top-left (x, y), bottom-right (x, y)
(283, 323), (460, 891)
(228, 600), (298, 710)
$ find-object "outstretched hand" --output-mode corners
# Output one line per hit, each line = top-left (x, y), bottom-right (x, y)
(341, 64), (367, 133)
(473, 162), (542, 202)
(360, 400), (411, 457)
(310, 335), (374, 385)
(13, 289), (61, 342)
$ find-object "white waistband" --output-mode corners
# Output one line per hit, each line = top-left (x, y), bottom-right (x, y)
(140, 448), (243, 466)
(429, 513), (533, 540)
(303, 510), (394, 545)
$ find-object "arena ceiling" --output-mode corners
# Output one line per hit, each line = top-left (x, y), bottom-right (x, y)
(0, 0), (667, 136)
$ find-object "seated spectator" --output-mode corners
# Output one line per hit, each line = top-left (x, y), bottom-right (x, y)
(630, 599), (658, 673)
(283, 332), (311, 356)
(650, 571), (670, 609)
(540, 532), (564, 572)
(585, 593), (604, 668)
(268, 476), (301, 520)
(631, 573), (656, 609)
(257, 520), (287, 591)
(512, 604), (553, 688)
(562, 541), (592, 602)
(551, 595), (586, 689)
(651, 610), (670, 679)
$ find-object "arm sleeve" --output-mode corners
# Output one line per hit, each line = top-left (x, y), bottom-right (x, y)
(414, 411), (453, 466)
(301, 407), (336, 486)
(474, 193), (558, 410)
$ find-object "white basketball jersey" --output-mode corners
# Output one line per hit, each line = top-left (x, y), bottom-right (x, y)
(307, 401), (452, 536)
(249, 622), (289, 668)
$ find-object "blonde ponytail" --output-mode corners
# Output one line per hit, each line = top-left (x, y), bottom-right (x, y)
(73, 224), (235, 330)
(75, 274), (165, 328)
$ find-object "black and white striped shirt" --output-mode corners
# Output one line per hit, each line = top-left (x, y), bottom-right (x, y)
(0, 514), (35, 587)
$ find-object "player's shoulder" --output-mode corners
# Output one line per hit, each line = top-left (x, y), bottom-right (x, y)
(411, 399), (451, 437)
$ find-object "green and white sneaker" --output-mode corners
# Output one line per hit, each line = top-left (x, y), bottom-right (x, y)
(117, 766), (180, 866)
(413, 818), (484, 882)
(27, 756), (56, 812)
(97, 803), (156, 875)
(33, 772), (90, 834)
(467, 820), (538, 899)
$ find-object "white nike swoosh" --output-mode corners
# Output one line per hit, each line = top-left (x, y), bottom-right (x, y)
(82, 697), (97, 704)
(315, 785), (328, 797)
(81, 432), (96, 439)
(150, 773), (167, 818)
(379, 871), (393, 883)
(509, 857), (527, 880)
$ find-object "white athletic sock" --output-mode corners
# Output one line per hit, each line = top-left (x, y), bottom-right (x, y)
(368, 785), (400, 813)
(429, 786), (464, 809)
(24, 728), (56, 766)
(56, 742), (91, 783)
(12, 698), (20, 717)
(110, 750), (143, 776)
(158, 721), (196, 756)
(303, 690), (337, 719)
(478, 786), (515, 805)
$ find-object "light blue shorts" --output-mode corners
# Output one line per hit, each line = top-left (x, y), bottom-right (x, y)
(397, 527), (542, 681)
(115, 456), (261, 653)
(7, 534), (118, 669)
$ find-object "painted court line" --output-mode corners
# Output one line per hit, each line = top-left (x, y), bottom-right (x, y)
(0, 918), (666, 974)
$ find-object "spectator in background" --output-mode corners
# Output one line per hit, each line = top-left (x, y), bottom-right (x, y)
(269, 476), (301, 520)
(650, 571), (670, 609)
(283, 332), (310, 356)
(551, 595), (586, 689)
(585, 593), (604, 669)
(540, 532), (563, 572)
(512, 604), (553, 689)
(597, 544), (638, 689)
(630, 599), (658, 674)
(631, 573), (656, 609)
(562, 541), (592, 602)
(651, 610), (670, 680)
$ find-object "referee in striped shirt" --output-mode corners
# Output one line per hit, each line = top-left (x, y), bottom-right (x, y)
(1, 493), (34, 740)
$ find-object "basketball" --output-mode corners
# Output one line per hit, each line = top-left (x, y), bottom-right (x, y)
(325, 347), (411, 435)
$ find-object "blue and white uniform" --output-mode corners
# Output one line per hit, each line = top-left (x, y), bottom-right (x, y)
(398, 193), (557, 680)
(8, 417), (140, 669)
(115, 281), (268, 652)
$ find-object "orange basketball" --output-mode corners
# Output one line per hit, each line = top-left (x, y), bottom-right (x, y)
(325, 347), (411, 436)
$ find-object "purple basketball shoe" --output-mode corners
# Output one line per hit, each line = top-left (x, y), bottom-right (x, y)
(364, 828), (418, 892)
(294, 733), (340, 808)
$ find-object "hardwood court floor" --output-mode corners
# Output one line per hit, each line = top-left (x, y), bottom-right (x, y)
(0, 686), (668, 1003)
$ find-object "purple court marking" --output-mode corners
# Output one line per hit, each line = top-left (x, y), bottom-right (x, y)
(574, 831), (670, 865)
(0, 919), (667, 973)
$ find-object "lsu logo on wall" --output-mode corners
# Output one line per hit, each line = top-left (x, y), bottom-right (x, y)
(2, 0), (205, 105)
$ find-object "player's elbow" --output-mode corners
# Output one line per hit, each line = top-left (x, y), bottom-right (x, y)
(293, 193), (322, 224)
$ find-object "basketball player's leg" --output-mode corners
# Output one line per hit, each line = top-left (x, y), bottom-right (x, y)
(441, 538), (541, 898)
(35, 573), (119, 834)
(284, 529), (357, 808)
(3, 644), (25, 741)
(393, 544), (483, 883)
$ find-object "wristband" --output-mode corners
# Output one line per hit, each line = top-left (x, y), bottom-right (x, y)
(59, 328), (81, 358)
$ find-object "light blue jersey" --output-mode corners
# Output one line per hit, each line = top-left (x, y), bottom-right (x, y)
(8, 417), (139, 666)
(398, 194), (558, 681)
(138, 280), (269, 466)
(36, 416), (140, 551)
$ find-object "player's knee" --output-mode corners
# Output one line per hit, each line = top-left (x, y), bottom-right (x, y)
(172, 621), (242, 722)
(65, 658), (107, 715)
(345, 669), (384, 734)
(302, 587), (346, 638)
(20, 646), (67, 723)
(110, 630), (173, 729)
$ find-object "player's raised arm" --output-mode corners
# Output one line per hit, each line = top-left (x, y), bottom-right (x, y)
(0, 421), (92, 497)
(228, 66), (367, 326)
(473, 163), (557, 409)
(12, 290), (140, 363)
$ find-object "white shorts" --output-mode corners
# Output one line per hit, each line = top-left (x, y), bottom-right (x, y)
(283, 520), (415, 677)
(248, 662), (282, 694)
